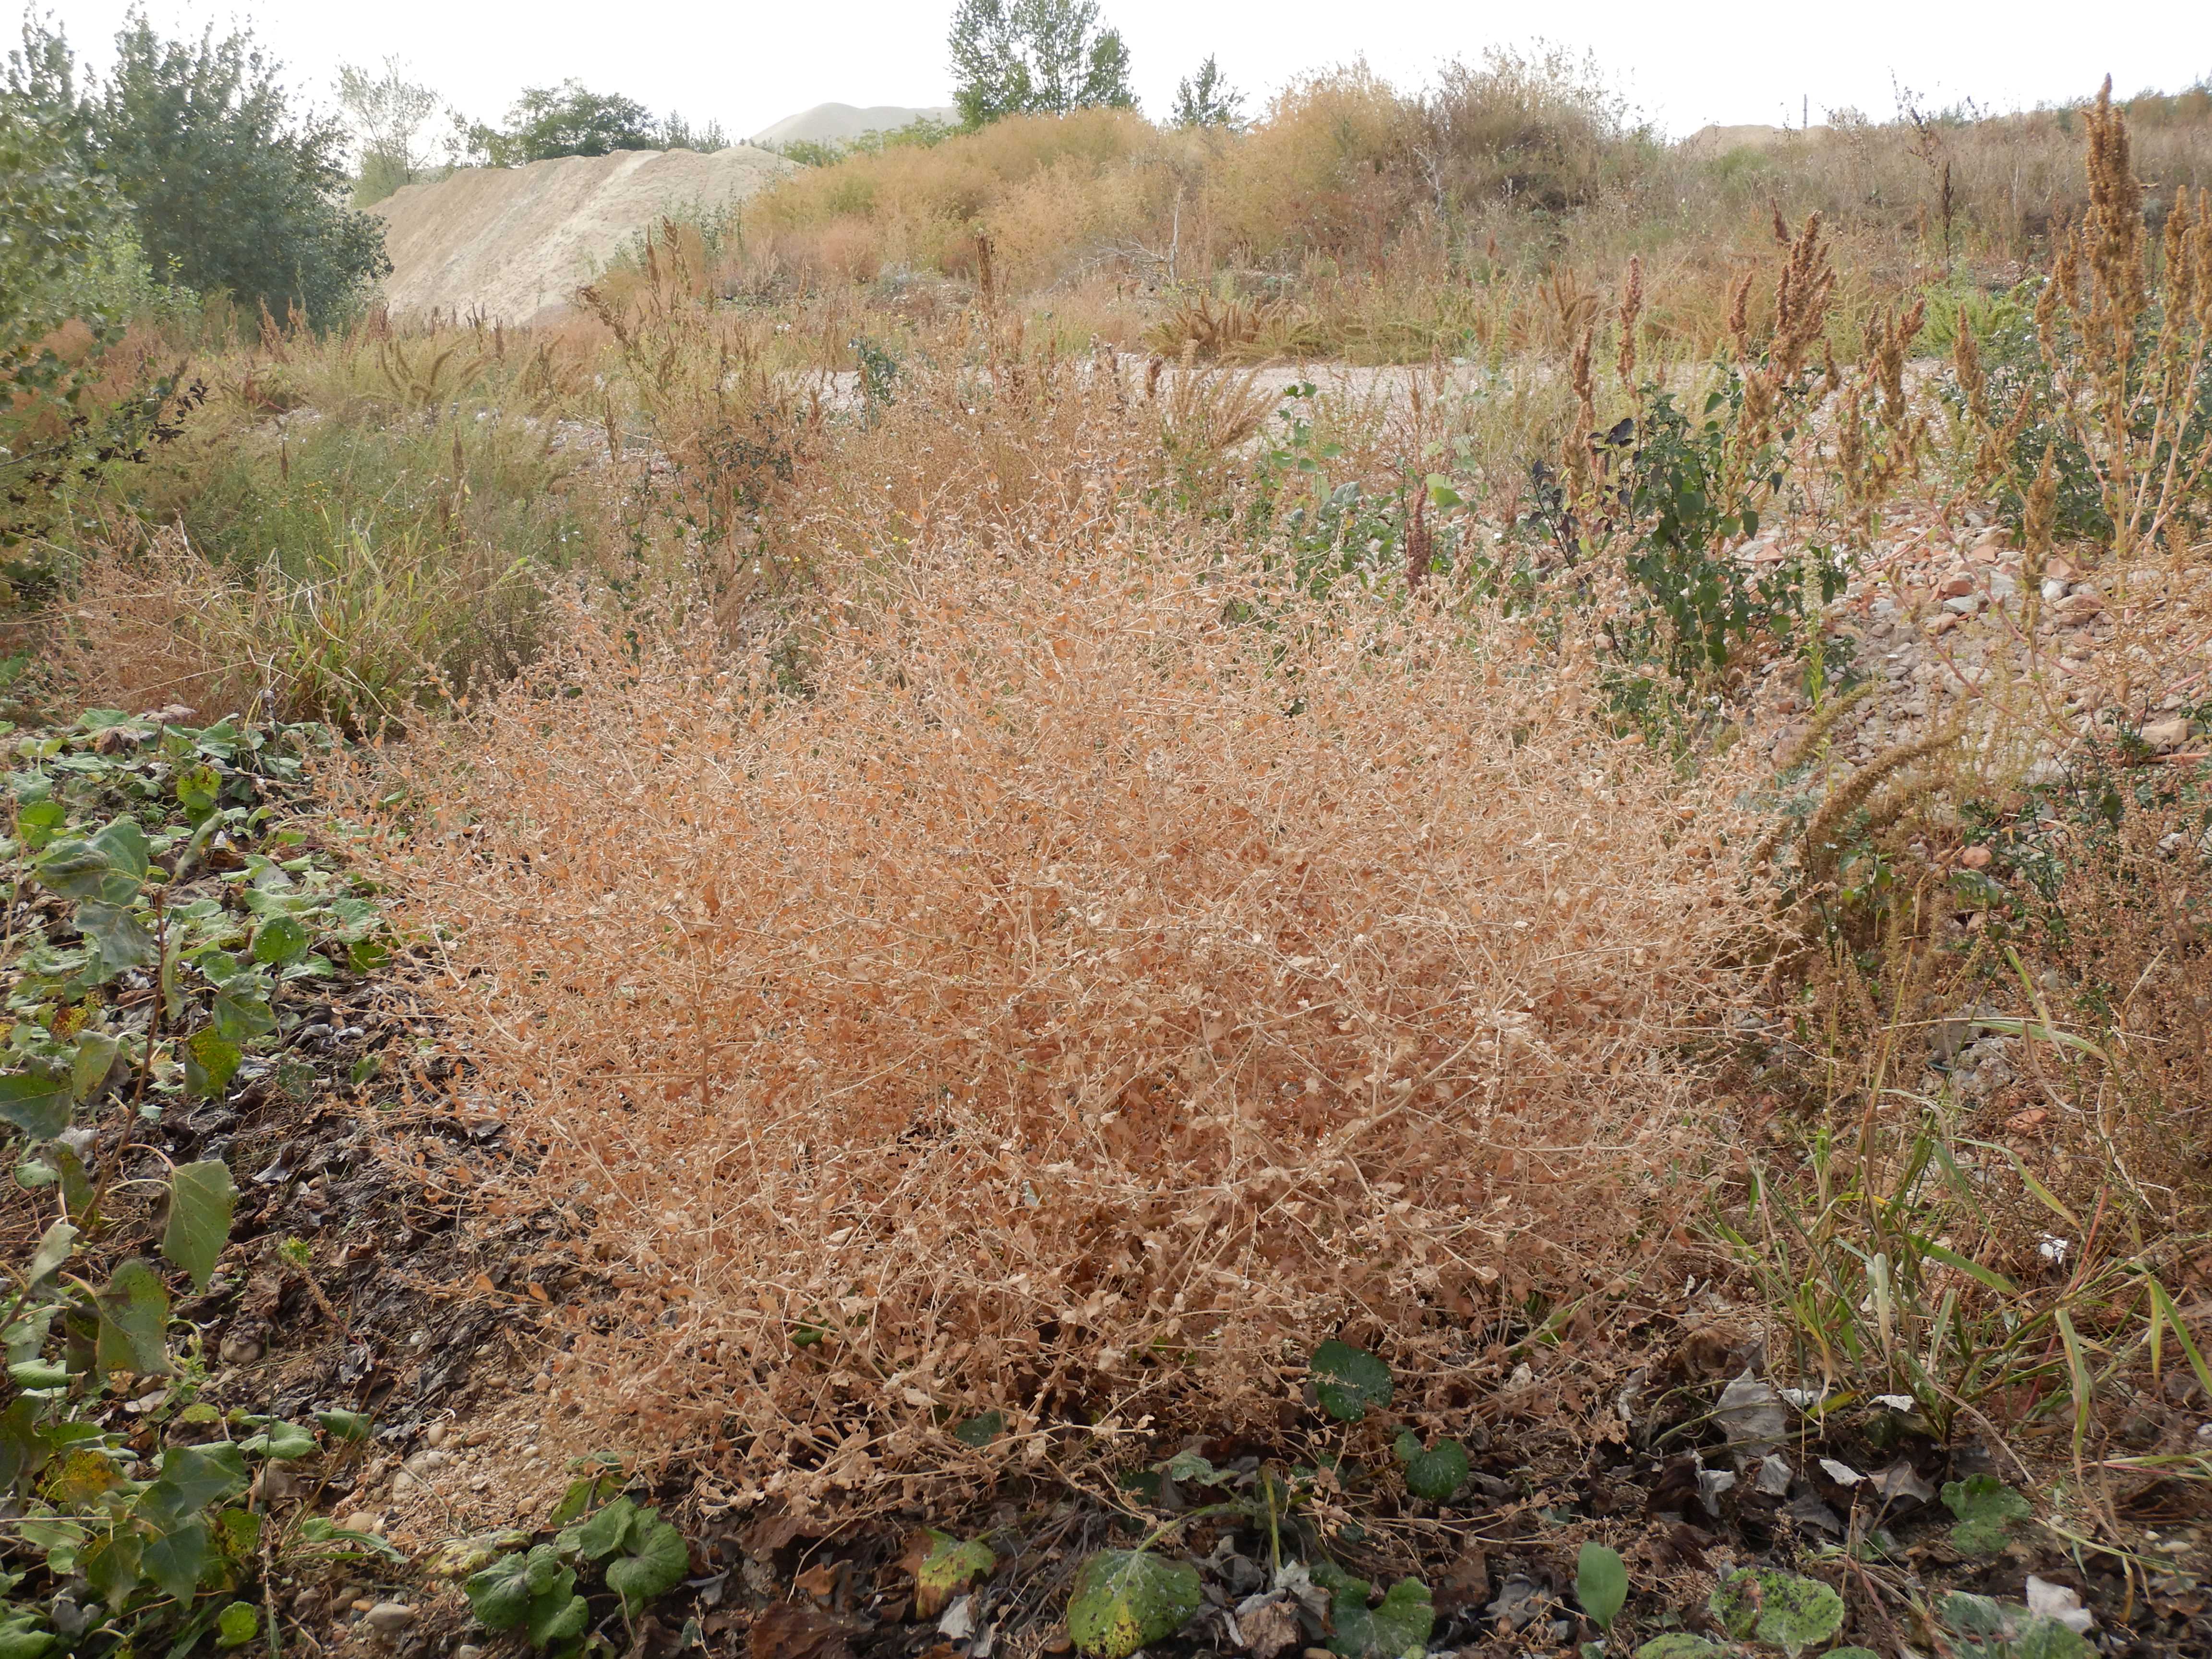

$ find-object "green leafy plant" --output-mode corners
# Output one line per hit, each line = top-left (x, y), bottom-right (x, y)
(463, 1492), (692, 1648)
(1064, 1548), (1202, 1659)
(1311, 1562), (1434, 1659)
(1309, 1340), (1393, 1422)
(1708, 1568), (1846, 1658)
(1941, 1476), (2034, 1557)
(1392, 1431), (1468, 1502)
(1935, 1591), (2093, 1659)
(1576, 1542), (1628, 1634)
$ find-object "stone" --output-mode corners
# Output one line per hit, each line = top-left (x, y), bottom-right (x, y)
(1937, 574), (1975, 598)
(363, 1603), (417, 1636)
(2141, 716), (2190, 751)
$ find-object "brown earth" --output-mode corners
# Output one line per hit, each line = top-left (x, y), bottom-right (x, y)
(371, 147), (796, 327)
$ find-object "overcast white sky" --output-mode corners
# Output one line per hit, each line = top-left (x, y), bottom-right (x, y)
(31, 0), (2212, 143)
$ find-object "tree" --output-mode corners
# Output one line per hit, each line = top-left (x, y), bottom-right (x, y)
(1170, 55), (1243, 130)
(465, 80), (659, 166)
(337, 56), (443, 204)
(9, 11), (389, 330)
(948, 0), (1136, 129)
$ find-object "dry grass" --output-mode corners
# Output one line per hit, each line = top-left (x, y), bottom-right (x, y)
(361, 527), (1774, 1511)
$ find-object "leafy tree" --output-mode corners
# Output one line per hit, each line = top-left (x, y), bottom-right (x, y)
(337, 55), (444, 204)
(465, 80), (660, 165)
(948, 0), (1136, 129)
(8, 11), (388, 330)
(1170, 54), (1243, 130)
(657, 110), (731, 154)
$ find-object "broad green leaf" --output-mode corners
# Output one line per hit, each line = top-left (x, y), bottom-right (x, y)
(16, 799), (68, 850)
(1635, 1639), (1722, 1659)
(76, 901), (158, 972)
(27, 1219), (77, 1284)
(89, 818), (150, 885)
(564, 1495), (639, 1560)
(1576, 1542), (1629, 1632)
(1329, 1577), (1433, 1659)
(1826, 1650), (1882, 1659)
(240, 1420), (317, 1460)
(1709, 1568), (1844, 1657)
(84, 1530), (144, 1611)
(185, 1030), (242, 1098)
(1066, 1550), (1203, 1659)
(163, 1159), (237, 1290)
(211, 987), (276, 1044)
(527, 1589), (588, 1648)
(0, 1623), (57, 1659)
(316, 1409), (373, 1441)
(1393, 1431), (1468, 1502)
(94, 1258), (172, 1377)
(142, 1442), (249, 1526)
(605, 1517), (690, 1612)
(252, 915), (311, 967)
(0, 1068), (72, 1140)
(2014, 1622), (2095, 1659)
(914, 1530), (994, 1617)
(176, 764), (223, 818)
(9, 1360), (69, 1390)
(216, 1603), (260, 1649)
(1310, 1339), (1393, 1421)
(69, 1032), (119, 1101)
(34, 839), (118, 901)
(143, 1516), (209, 1602)
(466, 1548), (552, 1629)
(1942, 1475), (2032, 1556)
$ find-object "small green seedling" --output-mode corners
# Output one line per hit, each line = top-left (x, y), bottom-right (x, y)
(1393, 1431), (1469, 1502)
(1942, 1476), (2034, 1557)
(1709, 1567), (1845, 1658)
(1576, 1542), (1628, 1633)
(1309, 1340), (1393, 1421)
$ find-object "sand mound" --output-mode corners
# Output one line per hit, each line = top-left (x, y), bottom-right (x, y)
(752, 102), (958, 145)
(371, 147), (795, 326)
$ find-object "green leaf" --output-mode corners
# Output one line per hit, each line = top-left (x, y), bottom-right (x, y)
(163, 1159), (237, 1290)
(1708, 1568), (1844, 1657)
(1941, 1475), (2033, 1556)
(143, 1516), (209, 1602)
(240, 1420), (317, 1460)
(216, 1603), (260, 1649)
(564, 1495), (639, 1560)
(185, 1029), (242, 1098)
(176, 764), (223, 818)
(1066, 1550), (1203, 1659)
(527, 1588), (588, 1649)
(0, 1624), (57, 1659)
(0, 1068), (72, 1140)
(69, 1031), (120, 1101)
(914, 1530), (994, 1615)
(142, 1442), (249, 1526)
(31, 841), (112, 902)
(1310, 1339), (1393, 1421)
(90, 818), (150, 885)
(1393, 1431), (1468, 1502)
(83, 1529), (144, 1611)
(467, 1547), (554, 1629)
(16, 799), (68, 851)
(605, 1517), (690, 1613)
(316, 1408), (372, 1441)
(27, 1218), (77, 1284)
(94, 1258), (172, 1377)
(1329, 1577), (1433, 1659)
(210, 987), (276, 1044)
(1576, 1543), (1629, 1632)
(1634, 1639), (1722, 1659)
(252, 915), (311, 967)
(77, 901), (158, 971)
(1826, 1650), (1882, 1659)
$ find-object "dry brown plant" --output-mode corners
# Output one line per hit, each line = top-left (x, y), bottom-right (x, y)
(363, 530), (1776, 1512)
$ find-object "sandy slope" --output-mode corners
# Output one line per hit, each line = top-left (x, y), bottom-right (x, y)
(372, 147), (795, 326)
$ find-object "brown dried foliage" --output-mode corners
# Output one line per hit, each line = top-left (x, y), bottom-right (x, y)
(364, 533), (1774, 1510)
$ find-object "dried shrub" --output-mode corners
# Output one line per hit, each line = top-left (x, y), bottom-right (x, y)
(364, 529), (1776, 1513)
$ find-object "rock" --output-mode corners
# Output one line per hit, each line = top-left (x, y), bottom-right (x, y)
(2141, 716), (2190, 751)
(1943, 595), (1980, 615)
(363, 1603), (416, 1636)
(1938, 574), (1975, 598)
(341, 1511), (382, 1535)
(2041, 578), (2070, 603)
(1986, 572), (2018, 600)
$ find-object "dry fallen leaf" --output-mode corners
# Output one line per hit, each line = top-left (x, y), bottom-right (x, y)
(750, 1600), (853, 1659)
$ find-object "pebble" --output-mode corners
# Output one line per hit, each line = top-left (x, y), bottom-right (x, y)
(363, 1603), (417, 1635)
